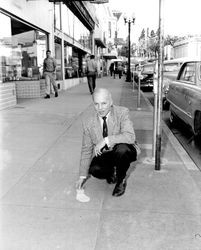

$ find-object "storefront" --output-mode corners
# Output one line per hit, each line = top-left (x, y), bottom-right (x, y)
(0, 0), (95, 109)
(53, 1), (94, 89)
(0, 13), (47, 82)
(0, 10), (49, 109)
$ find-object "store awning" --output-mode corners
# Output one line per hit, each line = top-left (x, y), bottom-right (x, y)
(64, 0), (95, 31)
(103, 54), (117, 59)
(95, 38), (106, 48)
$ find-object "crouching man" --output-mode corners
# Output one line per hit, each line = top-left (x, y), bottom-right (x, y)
(76, 88), (139, 197)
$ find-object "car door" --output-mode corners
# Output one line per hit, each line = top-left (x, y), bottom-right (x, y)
(184, 62), (201, 127)
(167, 64), (186, 116)
(177, 62), (196, 123)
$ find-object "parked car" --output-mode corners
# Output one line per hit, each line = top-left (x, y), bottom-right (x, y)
(136, 62), (154, 90)
(166, 59), (201, 140)
(162, 58), (185, 109)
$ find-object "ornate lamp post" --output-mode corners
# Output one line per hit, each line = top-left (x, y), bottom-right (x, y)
(124, 14), (135, 82)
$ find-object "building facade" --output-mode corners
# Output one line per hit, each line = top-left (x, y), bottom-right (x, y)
(0, 0), (109, 110)
(173, 36), (201, 59)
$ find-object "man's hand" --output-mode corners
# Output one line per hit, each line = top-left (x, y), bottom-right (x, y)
(94, 139), (107, 156)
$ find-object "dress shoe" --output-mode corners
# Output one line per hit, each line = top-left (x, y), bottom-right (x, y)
(106, 174), (117, 184)
(112, 179), (127, 197)
(44, 94), (50, 99)
(55, 92), (58, 97)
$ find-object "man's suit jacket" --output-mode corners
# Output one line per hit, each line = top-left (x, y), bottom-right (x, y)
(79, 105), (136, 176)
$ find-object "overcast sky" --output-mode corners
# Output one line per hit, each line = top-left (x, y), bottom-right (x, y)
(108, 0), (201, 42)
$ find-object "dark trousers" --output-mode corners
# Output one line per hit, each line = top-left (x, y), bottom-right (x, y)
(87, 73), (96, 94)
(119, 70), (122, 79)
(89, 143), (137, 182)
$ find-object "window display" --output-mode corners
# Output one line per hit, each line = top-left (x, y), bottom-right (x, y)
(54, 37), (62, 80)
(0, 13), (47, 83)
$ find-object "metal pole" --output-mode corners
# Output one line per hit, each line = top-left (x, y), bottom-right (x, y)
(126, 21), (131, 82)
(137, 72), (141, 109)
(152, 61), (158, 158)
(152, 94), (157, 157)
(60, 2), (65, 82)
(155, 0), (164, 170)
(132, 69), (135, 92)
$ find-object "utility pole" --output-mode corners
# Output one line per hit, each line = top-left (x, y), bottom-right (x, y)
(155, 0), (164, 170)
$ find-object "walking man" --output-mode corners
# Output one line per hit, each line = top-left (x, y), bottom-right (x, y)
(86, 55), (97, 94)
(43, 50), (58, 99)
(76, 88), (139, 197)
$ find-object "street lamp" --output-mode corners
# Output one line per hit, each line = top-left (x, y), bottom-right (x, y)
(124, 13), (135, 82)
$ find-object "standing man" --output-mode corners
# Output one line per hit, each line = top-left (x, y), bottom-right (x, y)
(76, 88), (139, 197)
(43, 50), (58, 99)
(118, 63), (123, 79)
(109, 62), (114, 77)
(86, 55), (97, 94)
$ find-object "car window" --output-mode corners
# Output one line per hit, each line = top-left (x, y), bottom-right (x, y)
(163, 63), (180, 72)
(179, 62), (195, 83)
(142, 64), (154, 73)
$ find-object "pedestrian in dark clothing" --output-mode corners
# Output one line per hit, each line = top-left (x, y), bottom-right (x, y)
(86, 55), (97, 94)
(118, 64), (123, 79)
(43, 50), (58, 99)
(109, 63), (114, 77)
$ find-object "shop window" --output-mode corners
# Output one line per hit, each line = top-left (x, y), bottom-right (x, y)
(63, 42), (87, 79)
(0, 13), (47, 83)
(64, 44), (73, 79)
(54, 36), (62, 80)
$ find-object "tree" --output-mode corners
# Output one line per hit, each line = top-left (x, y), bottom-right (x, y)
(138, 26), (186, 59)
(164, 35), (180, 46)
(139, 28), (145, 40)
(148, 38), (159, 57)
(150, 30), (155, 37)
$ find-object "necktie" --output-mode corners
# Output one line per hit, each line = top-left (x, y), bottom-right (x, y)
(102, 116), (108, 138)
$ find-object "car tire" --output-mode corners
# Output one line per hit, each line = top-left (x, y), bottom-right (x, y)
(163, 98), (170, 110)
(169, 110), (177, 126)
(194, 111), (201, 141)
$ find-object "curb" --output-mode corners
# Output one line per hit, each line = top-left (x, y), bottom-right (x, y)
(141, 91), (198, 172)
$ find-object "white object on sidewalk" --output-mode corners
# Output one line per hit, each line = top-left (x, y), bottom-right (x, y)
(76, 189), (90, 202)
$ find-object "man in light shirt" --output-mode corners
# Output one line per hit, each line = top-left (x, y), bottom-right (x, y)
(43, 50), (58, 99)
(86, 55), (97, 94)
(77, 88), (139, 197)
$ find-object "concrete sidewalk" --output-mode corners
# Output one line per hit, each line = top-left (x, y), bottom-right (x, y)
(1, 76), (201, 250)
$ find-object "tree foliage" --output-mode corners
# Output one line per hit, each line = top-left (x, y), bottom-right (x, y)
(164, 35), (180, 46)
(150, 30), (155, 37)
(138, 28), (183, 57)
(139, 28), (145, 40)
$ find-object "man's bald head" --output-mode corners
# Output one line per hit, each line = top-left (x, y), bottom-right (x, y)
(92, 88), (113, 117)
(93, 88), (112, 101)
